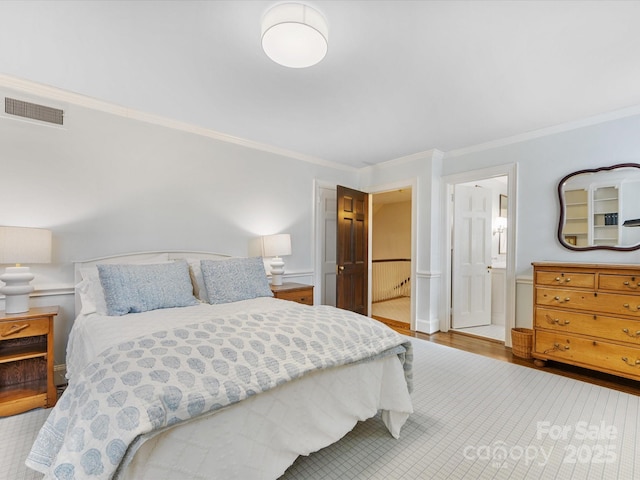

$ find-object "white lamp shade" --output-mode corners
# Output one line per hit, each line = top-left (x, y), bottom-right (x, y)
(262, 233), (292, 258)
(0, 226), (52, 264)
(261, 3), (328, 68)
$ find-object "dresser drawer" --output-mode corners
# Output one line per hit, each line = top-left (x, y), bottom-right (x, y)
(0, 318), (49, 340)
(599, 274), (640, 292)
(536, 287), (640, 318)
(535, 307), (640, 344)
(272, 287), (314, 305)
(534, 330), (640, 380)
(535, 271), (594, 289)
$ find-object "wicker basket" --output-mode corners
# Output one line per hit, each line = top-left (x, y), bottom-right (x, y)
(511, 328), (533, 359)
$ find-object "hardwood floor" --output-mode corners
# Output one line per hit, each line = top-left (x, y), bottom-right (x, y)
(373, 316), (640, 396)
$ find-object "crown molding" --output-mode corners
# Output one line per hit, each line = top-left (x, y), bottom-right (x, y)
(0, 74), (355, 172)
(445, 104), (640, 159)
(359, 148), (445, 173)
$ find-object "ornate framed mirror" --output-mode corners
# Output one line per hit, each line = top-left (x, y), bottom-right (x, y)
(557, 163), (640, 251)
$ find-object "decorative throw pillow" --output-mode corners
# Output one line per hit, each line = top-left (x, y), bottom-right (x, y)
(76, 253), (171, 315)
(201, 257), (273, 304)
(97, 260), (199, 316)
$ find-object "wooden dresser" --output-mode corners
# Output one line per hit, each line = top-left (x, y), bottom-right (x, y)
(532, 262), (640, 381)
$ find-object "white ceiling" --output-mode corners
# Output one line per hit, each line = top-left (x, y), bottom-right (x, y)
(2, 0), (640, 168)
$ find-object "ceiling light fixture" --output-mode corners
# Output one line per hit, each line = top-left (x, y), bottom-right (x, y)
(261, 3), (328, 68)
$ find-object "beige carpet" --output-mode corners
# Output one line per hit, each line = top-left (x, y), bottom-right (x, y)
(371, 296), (410, 324)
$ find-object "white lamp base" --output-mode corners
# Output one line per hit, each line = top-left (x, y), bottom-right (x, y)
(0, 266), (35, 314)
(270, 256), (285, 286)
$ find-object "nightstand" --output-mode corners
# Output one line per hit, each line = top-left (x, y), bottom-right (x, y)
(271, 283), (314, 305)
(0, 306), (58, 416)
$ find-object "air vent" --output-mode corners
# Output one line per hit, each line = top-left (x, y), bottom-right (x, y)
(4, 97), (63, 125)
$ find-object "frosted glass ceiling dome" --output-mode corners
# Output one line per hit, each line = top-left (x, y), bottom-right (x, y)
(261, 3), (328, 68)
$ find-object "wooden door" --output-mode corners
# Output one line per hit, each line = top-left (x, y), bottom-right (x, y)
(452, 184), (492, 328)
(336, 185), (368, 314)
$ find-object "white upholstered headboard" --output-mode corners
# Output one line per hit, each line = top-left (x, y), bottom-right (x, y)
(73, 251), (231, 316)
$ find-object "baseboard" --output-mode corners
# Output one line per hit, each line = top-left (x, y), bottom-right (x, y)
(54, 363), (67, 386)
(415, 317), (439, 334)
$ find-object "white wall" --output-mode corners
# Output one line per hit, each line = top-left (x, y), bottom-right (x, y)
(0, 89), (357, 365)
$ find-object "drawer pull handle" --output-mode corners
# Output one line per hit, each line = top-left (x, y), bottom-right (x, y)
(621, 357), (640, 367)
(0, 323), (30, 337)
(554, 277), (571, 283)
(622, 328), (640, 338)
(623, 281), (639, 289)
(623, 303), (640, 312)
(545, 343), (570, 354)
(553, 296), (571, 303)
(545, 315), (571, 326)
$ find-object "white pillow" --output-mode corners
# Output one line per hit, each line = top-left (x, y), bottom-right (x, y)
(184, 257), (208, 303)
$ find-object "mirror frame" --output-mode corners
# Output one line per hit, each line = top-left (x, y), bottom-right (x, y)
(557, 163), (640, 251)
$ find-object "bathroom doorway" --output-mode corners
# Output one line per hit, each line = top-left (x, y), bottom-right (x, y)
(450, 176), (508, 342)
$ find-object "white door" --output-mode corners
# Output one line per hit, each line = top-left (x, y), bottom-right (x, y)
(452, 185), (492, 328)
(319, 187), (337, 306)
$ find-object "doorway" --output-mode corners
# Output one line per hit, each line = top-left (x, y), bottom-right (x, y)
(441, 164), (517, 347)
(370, 188), (412, 328)
(314, 180), (416, 330)
(451, 177), (508, 342)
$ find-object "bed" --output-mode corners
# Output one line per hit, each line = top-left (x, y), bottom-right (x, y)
(26, 251), (414, 480)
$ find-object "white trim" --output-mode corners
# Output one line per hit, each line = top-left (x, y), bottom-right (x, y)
(445, 105), (640, 159)
(416, 271), (441, 279)
(516, 275), (533, 285)
(0, 74), (355, 173)
(440, 163), (518, 347)
(359, 149), (444, 173)
(32, 286), (74, 297)
(0, 285), (74, 299)
(4, 75), (640, 172)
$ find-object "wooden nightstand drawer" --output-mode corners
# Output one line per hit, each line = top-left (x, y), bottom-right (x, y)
(0, 317), (49, 340)
(271, 283), (314, 306)
(0, 306), (58, 416)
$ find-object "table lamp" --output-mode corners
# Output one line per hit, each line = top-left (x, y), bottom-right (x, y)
(0, 226), (52, 313)
(261, 233), (291, 286)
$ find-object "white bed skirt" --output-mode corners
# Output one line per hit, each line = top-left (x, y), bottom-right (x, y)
(121, 353), (413, 480)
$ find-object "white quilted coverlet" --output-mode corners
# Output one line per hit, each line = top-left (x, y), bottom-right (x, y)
(56, 298), (413, 480)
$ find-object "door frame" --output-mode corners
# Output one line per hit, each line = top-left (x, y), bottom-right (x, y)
(364, 178), (417, 328)
(440, 163), (517, 346)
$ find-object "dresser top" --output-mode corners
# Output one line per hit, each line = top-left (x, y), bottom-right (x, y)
(532, 261), (640, 271)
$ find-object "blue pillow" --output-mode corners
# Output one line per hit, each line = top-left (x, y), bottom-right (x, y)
(98, 261), (199, 316)
(201, 257), (273, 304)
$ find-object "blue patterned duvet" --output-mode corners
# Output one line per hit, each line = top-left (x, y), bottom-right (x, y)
(27, 304), (412, 480)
